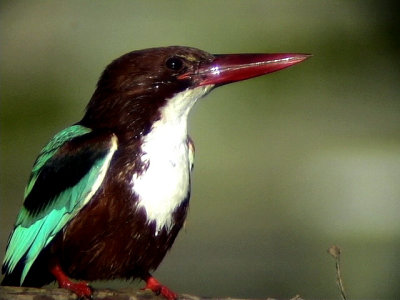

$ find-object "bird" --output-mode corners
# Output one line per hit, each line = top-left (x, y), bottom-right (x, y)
(1, 46), (310, 299)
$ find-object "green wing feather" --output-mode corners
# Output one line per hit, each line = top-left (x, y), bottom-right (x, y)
(23, 125), (92, 202)
(2, 125), (118, 284)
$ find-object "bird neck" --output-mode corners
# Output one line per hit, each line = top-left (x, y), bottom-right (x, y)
(129, 85), (213, 233)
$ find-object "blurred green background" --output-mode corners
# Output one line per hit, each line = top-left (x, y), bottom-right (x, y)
(1, 1), (399, 299)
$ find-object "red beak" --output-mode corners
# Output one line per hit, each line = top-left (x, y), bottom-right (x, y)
(179, 53), (311, 86)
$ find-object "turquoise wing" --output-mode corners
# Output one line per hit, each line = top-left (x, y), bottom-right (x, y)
(2, 125), (118, 284)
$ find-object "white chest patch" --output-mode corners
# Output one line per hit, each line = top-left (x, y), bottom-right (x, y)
(131, 85), (213, 233)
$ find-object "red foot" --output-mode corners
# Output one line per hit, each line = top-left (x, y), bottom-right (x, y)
(142, 276), (177, 300)
(50, 263), (92, 299)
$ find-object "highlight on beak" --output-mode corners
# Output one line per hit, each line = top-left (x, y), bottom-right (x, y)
(179, 53), (311, 86)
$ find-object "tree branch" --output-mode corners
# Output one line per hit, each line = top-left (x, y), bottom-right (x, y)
(0, 286), (303, 300)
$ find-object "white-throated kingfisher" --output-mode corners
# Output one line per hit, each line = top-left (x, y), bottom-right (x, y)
(2, 46), (310, 299)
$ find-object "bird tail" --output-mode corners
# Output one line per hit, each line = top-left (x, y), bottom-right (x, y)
(1, 263), (23, 286)
(1, 274), (18, 286)
(1, 251), (54, 287)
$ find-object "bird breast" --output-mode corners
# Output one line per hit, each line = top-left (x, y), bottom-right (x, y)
(130, 87), (213, 234)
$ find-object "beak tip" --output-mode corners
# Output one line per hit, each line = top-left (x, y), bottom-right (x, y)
(286, 53), (313, 64)
(300, 53), (313, 60)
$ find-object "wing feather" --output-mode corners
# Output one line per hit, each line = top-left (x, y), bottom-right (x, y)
(2, 125), (118, 284)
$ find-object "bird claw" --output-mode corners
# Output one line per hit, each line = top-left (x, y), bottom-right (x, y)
(142, 276), (177, 300)
(59, 279), (93, 299)
(50, 262), (93, 299)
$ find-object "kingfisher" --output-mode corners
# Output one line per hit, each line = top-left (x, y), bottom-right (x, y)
(1, 46), (309, 299)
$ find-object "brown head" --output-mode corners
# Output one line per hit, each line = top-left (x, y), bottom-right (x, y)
(80, 46), (310, 139)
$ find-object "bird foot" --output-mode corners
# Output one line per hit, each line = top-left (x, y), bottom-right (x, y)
(142, 276), (177, 300)
(59, 280), (92, 299)
(50, 263), (93, 299)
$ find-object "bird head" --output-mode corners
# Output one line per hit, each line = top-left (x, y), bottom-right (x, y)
(81, 46), (310, 139)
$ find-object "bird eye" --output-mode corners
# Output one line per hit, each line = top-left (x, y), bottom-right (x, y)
(166, 57), (184, 71)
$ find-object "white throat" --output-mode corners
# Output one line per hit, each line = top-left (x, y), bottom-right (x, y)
(131, 85), (213, 234)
